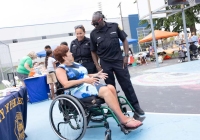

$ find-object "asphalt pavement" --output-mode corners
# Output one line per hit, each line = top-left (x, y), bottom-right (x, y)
(25, 58), (200, 140)
(116, 58), (200, 114)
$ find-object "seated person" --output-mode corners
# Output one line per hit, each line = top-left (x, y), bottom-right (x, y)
(33, 62), (42, 75)
(177, 42), (187, 59)
(53, 45), (142, 129)
(179, 41), (187, 51)
(136, 53), (147, 65)
(158, 55), (163, 63)
(33, 62), (39, 67)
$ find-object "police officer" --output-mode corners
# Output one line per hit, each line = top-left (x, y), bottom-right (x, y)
(90, 11), (144, 115)
(70, 25), (97, 74)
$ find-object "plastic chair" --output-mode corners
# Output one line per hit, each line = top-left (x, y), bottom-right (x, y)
(2, 80), (12, 88)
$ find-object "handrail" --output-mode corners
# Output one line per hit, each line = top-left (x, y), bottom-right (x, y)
(3, 67), (14, 73)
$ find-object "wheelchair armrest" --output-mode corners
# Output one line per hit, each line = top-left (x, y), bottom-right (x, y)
(56, 84), (83, 96)
(57, 84), (81, 91)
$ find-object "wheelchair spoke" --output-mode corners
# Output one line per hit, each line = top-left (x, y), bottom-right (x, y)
(49, 95), (87, 140)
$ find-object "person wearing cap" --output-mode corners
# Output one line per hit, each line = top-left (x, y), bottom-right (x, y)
(70, 25), (97, 74)
(16, 51), (37, 86)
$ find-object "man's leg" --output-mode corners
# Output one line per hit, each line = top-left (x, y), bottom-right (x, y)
(100, 59), (116, 87)
(113, 61), (145, 115)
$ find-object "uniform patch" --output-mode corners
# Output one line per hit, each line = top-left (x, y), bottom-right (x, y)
(110, 32), (116, 34)
(97, 37), (101, 40)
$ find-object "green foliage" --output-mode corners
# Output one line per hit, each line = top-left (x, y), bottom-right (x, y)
(139, 4), (200, 33)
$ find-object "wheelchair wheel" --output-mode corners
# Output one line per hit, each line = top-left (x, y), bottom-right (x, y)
(49, 94), (87, 140)
(105, 133), (111, 140)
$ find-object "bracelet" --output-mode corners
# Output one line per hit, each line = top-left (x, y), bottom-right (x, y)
(124, 54), (129, 57)
(96, 65), (101, 67)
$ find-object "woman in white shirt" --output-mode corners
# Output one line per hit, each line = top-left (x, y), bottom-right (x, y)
(45, 50), (57, 99)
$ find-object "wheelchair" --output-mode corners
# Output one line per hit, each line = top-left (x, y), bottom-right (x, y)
(49, 82), (145, 140)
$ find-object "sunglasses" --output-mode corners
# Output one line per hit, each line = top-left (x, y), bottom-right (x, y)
(91, 19), (102, 26)
(74, 25), (83, 29)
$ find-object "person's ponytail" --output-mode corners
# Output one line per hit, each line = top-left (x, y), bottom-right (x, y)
(45, 56), (48, 68)
(45, 50), (52, 69)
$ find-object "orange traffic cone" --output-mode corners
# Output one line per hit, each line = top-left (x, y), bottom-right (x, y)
(128, 55), (134, 65)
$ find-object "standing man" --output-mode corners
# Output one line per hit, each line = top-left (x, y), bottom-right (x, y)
(44, 45), (52, 51)
(191, 32), (199, 47)
(90, 11), (144, 115)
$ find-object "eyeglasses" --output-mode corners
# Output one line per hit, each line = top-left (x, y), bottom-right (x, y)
(74, 25), (83, 29)
(91, 19), (102, 26)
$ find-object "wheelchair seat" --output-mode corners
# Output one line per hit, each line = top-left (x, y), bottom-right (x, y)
(79, 95), (105, 107)
(55, 81), (105, 107)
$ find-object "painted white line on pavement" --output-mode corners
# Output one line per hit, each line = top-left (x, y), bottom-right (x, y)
(127, 111), (200, 116)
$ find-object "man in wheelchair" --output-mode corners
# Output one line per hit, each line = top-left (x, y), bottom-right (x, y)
(50, 45), (143, 140)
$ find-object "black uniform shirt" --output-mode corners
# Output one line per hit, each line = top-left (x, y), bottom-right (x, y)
(70, 37), (92, 62)
(90, 22), (127, 61)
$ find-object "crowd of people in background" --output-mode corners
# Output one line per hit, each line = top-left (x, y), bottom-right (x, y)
(15, 10), (200, 128)
(139, 31), (200, 64)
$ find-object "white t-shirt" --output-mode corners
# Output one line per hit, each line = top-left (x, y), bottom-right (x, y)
(47, 57), (56, 72)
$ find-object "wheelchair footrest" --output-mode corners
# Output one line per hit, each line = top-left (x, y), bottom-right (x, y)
(119, 123), (143, 134)
(118, 124), (130, 135)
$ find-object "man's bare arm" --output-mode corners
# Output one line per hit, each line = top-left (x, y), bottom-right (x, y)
(91, 51), (102, 71)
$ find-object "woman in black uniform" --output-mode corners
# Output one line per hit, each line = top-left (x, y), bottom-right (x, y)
(70, 25), (97, 74)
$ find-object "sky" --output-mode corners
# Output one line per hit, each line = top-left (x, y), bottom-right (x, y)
(0, 0), (138, 28)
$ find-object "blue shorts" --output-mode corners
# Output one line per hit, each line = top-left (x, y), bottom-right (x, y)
(95, 83), (107, 92)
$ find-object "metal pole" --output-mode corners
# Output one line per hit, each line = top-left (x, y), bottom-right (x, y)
(182, 7), (190, 61)
(118, 2), (124, 29)
(0, 41), (15, 72)
(0, 60), (4, 80)
(147, 0), (159, 67)
(7, 45), (15, 72)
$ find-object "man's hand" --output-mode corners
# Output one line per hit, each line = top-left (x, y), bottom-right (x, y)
(123, 56), (128, 69)
(96, 69), (108, 80)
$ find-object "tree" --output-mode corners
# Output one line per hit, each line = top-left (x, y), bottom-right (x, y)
(136, 1), (200, 34)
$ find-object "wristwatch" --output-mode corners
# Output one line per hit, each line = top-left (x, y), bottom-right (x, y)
(125, 54), (129, 57)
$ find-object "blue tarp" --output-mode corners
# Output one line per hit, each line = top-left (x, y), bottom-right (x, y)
(36, 45), (57, 57)
(119, 38), (138, 46)
(36, 39), (138, 57)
